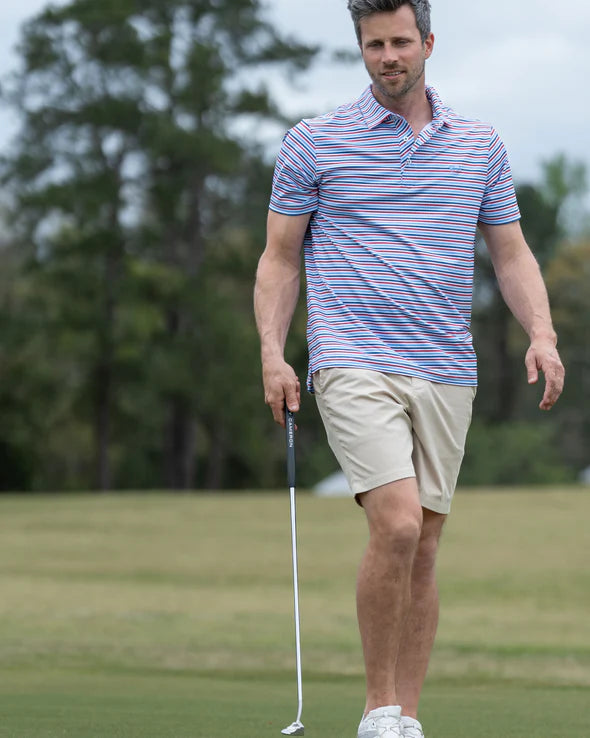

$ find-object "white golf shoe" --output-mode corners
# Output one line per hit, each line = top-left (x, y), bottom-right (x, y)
(357, 705), (403, 738)
(401, 716), (425, 737)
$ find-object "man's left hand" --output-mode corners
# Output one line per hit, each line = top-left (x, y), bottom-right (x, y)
(525, 338), (565, 411)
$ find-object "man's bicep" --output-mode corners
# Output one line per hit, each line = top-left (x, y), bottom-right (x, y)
(265, 210), (311, 264)
(478, 220), (527, 270)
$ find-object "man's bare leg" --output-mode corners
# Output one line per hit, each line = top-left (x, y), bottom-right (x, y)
(395, 509), (446, 718)
(357, 478), (423, 715)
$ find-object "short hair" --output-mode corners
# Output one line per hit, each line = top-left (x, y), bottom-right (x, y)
(347, 0), (432, 45)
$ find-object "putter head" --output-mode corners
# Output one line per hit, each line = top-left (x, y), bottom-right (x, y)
(281, 720), (304, 736)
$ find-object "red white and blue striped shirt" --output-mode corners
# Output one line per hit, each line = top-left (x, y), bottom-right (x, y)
(270, 86), (520, 390)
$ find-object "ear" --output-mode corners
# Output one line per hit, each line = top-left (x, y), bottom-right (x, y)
(424, 33), (435, 59)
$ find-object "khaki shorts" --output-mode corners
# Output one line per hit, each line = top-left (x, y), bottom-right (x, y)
(313, 368), (476, 514)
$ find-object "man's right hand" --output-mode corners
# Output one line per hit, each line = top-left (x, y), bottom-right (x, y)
(262, 358), (300, 427)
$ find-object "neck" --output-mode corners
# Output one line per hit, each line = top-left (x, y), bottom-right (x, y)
(372, 80), (432, 128)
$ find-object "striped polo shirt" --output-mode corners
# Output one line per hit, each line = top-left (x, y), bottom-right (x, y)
(270, 85), (520, 390)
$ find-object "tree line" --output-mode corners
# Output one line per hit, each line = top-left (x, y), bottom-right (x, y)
(0, 0), (588, 492)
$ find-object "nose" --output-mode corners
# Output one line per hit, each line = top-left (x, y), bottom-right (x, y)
(382, 42), (399, 66)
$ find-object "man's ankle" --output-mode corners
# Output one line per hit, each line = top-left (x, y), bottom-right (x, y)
(364, 703), (402, 718)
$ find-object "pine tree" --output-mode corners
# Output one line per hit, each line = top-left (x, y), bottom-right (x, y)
(1, 0), (317, 489)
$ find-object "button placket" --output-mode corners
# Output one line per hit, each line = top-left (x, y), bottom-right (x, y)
(399, 123), (413, 175)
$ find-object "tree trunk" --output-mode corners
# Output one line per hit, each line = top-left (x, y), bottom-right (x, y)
(94, 223), (122, 491)
(491, 301), (517, 423)
(205, 424), (226, 490)
(95, 359), (111, 491)
(164, 396), (195, 489)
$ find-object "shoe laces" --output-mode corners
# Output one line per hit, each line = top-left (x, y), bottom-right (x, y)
(402, 723), (424, 737)
(371, 716), (402, 737)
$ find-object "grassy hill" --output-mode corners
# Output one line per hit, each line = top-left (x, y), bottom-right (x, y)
(0, 489), (589, 737)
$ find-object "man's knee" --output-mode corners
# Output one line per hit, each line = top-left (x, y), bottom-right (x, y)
(361, 480), (424, 558)
(412, 510), (446, 580)
(381, 513), (422, 558)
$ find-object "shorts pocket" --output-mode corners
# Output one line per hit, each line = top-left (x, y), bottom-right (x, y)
(312, 369), (324, 394)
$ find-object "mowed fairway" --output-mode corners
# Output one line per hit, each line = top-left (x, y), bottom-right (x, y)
(0, 489), (589, 737)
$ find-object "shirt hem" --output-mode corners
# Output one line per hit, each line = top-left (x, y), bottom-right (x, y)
(307, 361), (478, 393)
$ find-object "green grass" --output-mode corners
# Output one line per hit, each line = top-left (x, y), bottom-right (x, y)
(0, 489), (589, 736)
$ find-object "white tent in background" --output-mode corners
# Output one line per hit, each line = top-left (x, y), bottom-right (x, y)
(313, 470), (351, 497)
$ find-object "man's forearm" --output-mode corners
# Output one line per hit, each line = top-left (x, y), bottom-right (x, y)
(481, 219), (557, 343)
(254, 250), (301, 362)
(493, 247), (557, 344)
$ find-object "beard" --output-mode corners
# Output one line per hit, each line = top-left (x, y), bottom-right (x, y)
(370, 57), (426, 102)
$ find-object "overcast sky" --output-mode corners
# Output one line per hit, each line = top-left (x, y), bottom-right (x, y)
(1, 0), (588, 184)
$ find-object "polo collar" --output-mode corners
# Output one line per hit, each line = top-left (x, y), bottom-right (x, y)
(356, 84), (449, 129)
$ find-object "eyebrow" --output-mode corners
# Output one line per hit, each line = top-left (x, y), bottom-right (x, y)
(365, 35), (414, 44)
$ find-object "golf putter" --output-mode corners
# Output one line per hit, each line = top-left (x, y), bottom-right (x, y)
(281, 407), (304, 736)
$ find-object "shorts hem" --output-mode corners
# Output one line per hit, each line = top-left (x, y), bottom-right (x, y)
(419, 496), (453, 515)
(350, 467), (416, 497)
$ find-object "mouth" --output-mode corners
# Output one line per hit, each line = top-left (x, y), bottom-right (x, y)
(382, 70), (404, 79)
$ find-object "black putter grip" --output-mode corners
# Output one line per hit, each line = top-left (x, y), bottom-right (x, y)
(286, 409), (296, 488)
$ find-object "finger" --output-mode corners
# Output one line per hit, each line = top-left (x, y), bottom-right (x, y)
(271, 397), (286, 427)
(272, 383), (299, 427)
(285, 381), (300, 414)
(525, 350), (539, 385)
(539, 386), (555, 411)
(539, 366), (565, 411)
(542, 380), (564, 410)
(540, 389), (558, 411)
(265, 390), (285, 426)
(539, 377), (556, 410)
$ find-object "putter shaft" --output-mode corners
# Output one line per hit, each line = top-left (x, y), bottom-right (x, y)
(282, 409), (304, 735)
(289, 483), (303, 724)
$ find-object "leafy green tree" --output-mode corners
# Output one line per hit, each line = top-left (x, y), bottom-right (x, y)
(1, 0), (316, 490)
(544, 240), (590, 472)
(460, 421), (575, 486)
(541, 154), (588, 238)
(0, 231), (37, 490)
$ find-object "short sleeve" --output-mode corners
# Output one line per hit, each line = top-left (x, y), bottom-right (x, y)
(269, 121), (318, 215)
(478, 127), (521, 225)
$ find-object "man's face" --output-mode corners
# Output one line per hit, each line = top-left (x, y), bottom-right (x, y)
(359, 7), (434, 105)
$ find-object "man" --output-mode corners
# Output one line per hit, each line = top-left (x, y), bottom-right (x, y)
(254, 1), (565, 736)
